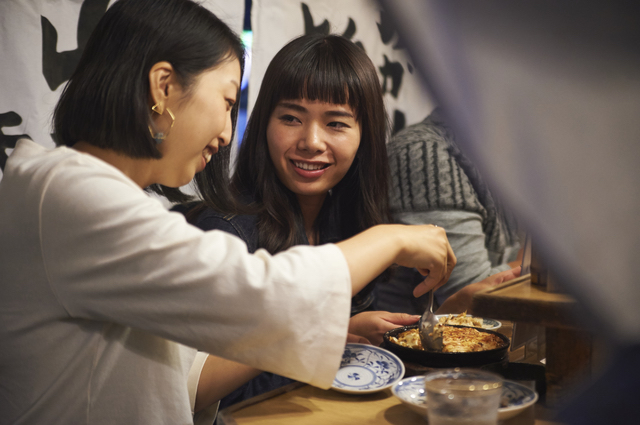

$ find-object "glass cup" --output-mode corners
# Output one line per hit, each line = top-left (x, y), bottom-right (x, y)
(424, 368), (503, 425)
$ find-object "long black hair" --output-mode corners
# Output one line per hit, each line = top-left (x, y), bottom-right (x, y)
(53, 0), (244, 203)
(197, 34), (391, 254)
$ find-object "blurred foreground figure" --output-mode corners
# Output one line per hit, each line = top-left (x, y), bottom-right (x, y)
(379, 1), (640, 423)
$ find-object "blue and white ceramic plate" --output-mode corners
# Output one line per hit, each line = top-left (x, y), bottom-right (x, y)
(331, 343), (405, 394)
(392, 376), (538, 420)
(435, 314), (502, 330)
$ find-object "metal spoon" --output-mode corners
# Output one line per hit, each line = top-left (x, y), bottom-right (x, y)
(419, 290), (443, 351)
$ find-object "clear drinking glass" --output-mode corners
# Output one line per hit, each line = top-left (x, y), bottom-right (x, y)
(424, 368), (503, 425)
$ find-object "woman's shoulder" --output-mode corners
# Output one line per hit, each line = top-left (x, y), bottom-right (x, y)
(190, 206), (259, 253)
(196, 208), (256, 231)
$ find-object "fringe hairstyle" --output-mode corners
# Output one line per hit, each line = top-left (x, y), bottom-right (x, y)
(196, 34), (391, 253)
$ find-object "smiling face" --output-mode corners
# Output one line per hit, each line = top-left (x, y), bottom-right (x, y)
(154, 57), (241, 187)
(266, 98), (361, 206)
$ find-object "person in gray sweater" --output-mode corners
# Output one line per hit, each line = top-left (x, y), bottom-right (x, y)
(376, 108), (521, 314)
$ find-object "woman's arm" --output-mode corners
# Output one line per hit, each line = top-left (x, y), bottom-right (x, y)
(194, 355), (262, 413)
(336, 224), (456, 298)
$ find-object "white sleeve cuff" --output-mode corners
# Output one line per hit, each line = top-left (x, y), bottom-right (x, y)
(188, 351), (210, 415)
(189, 352), (220, 425)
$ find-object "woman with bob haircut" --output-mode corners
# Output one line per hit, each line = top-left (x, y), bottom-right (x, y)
(185, 34), (433, 409)
(0, 2), (455, 424)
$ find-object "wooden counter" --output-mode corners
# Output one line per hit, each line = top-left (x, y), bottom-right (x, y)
(471, 274), (595, 406)
(471, 275), (585, 330)
(217, 381), (564, 425)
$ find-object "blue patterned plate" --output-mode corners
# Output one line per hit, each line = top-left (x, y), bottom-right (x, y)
(392, 376), (538, 420)
(435, 314), (502, 330)
(331, 343), (405, 394)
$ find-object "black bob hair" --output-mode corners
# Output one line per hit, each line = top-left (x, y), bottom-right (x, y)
(53, 0), (244, 203)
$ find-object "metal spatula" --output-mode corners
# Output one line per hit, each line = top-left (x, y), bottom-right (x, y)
(419, 290), (443, 351)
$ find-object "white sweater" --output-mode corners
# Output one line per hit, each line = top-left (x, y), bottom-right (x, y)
(0, 139), (351, 425)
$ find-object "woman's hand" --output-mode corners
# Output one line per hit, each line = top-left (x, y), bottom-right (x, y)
(436, 266), (522, 315)
(337, 224), (456, 298)
(394, 224), (457, 297)
(348, 311), (420, 346)
(346, 333), (371, 344)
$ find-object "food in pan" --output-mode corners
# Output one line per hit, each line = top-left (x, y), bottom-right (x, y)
(438, 311), (484, 328)
(389, 326), (506, 353)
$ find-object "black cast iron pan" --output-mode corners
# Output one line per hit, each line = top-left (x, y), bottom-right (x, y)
(382, 324), (510, 368)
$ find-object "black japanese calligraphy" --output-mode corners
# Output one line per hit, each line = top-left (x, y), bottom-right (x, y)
(376, 9), (405, 50)
(302, 3), (330, 35)
(378, 54), (403, 98)
(0, 112), (30, 171)
(41, 0), (110, 91)
(301, 3), (364, 51)
(375, 9), (410, 133)
(391, 109), (405, 135)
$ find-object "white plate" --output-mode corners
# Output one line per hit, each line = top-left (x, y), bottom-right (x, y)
(435, 314), (502, 330)
(392, 376), (538, 420)
(331, 343), (405, 394)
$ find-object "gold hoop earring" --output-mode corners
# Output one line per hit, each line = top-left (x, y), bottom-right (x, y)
(149, 104), (175, 144)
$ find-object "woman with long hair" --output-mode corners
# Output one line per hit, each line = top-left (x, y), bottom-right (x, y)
(191, 33), (424, 342)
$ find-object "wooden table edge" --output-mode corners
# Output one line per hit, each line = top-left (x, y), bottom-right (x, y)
(217, 382), (306, 425)
(473, 275), (585, 330)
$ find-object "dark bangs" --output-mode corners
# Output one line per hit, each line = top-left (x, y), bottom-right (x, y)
(270, 37), (363, 119)
(223, 34), (390, 254)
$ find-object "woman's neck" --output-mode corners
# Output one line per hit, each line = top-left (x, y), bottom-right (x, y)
(296, 193), (328, 245)
(72, 141), (154, 188)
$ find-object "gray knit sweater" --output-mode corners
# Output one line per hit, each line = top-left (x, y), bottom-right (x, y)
(377, 109), (520, 312)
(388, 109), (519, 257)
